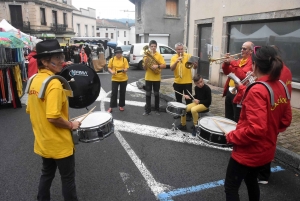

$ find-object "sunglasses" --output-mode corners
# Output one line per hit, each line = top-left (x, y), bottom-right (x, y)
(253, 46), (261, 55)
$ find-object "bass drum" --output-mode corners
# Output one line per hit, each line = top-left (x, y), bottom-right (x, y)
(60, 64), (101, 108)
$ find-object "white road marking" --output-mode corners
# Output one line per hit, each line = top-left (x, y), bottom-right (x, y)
(114, 120), (232, 151)
(102, 98), (146, 107)
(115, 130), (171, 197)
(96, 87), (108, 101)
(126, 81), (145, 93)
(119, 172), (135, 195)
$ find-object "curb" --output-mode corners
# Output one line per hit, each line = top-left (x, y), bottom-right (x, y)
(137, 78), (300, 173)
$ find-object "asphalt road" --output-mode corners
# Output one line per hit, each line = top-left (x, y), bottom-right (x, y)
(1, 67), (300, 201)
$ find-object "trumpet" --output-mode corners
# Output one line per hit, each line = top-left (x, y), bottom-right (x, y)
(185, 55), (199, 69)
(228, 72), (257, 94)
(209, 53), (241, 64)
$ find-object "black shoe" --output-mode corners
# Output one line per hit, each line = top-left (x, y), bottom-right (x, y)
(191, 125), (197, 136)
(143, 112), (150, 116)
(177, 124), (187, 131)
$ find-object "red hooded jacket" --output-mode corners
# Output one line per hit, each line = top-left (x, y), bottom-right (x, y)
(226, 75), (292, 167)
(27, 51), (38, 78)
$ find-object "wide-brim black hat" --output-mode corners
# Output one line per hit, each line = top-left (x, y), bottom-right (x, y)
(33, 39), (64, 58)
(115, 47), (123, 53)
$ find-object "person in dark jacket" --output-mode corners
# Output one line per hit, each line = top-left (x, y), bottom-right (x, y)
(177, 74), (212, 136)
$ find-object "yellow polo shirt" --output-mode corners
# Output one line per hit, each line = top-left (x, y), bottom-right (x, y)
(171, 53), (192, 84)
(143, 52), (166, 81)
(26, 69), (74, 159)
(108, 56), (129, 82)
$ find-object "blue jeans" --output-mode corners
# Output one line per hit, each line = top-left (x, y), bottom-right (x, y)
(225, 157), (262, 201)
(37, 154), (78, 201)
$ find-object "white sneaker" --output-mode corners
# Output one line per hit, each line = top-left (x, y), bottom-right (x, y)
(258, 180), (268, 184)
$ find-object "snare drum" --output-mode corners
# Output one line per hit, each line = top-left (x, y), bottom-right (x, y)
(72, 111), (114, 144)
(197, 116), (236, 147)
(166, 102), (187, 117)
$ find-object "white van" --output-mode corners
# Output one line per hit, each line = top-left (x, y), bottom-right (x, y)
(129, 43), (176, 69)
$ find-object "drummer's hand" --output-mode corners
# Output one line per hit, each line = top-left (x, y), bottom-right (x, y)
(65, 61), (73, 65)
(184, 95), (191, 99)
(111, 70), (116, 75)
(123, 68), (128, 72)
(194, 99), (200, 104)
(71, 121), (81, 130)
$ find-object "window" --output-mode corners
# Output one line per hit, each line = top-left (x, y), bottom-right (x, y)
(85, 25), (88, 36)
(228, 19), (300, 82)
(92, 26), (94, 36)
(62, 0), (67, 4)
(63, 13), (67, 27)
(160, 46), (176, 54)
(105, 33), (108, 37)
(166, 0), (178, 17)
(124, 31), (126, 37)
(40, 8), (46, 25)
(106, 28), (108, 31)
(111, 33), (114, 39)
(52, 10), (57, 25)
(128, 41), (130, 45)
(77, 24), (80, 36)
(97, 33), (100, 37)
(124, 41), (126, 45)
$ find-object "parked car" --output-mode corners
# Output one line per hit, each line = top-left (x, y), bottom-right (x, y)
(129, 43), (176, 69)
(117, 45), (132, 62)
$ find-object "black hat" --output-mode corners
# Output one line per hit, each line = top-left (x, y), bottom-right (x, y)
(33, 39), (63, 58)
(115, 47), (123, 53)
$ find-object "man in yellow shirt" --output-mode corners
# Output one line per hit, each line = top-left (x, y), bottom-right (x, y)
(143, 40), (166, 115)
(26, 39), (81, 201)
(107, 47), (129, 113)
(170, 42), (198, 119)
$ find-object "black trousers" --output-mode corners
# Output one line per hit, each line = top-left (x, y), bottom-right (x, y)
(225, 89), (241, 123)
(145, 80), (160, 113)
(37, 154), (78, 201)
(110, 80), (127, 108)
(258, 162), (271, 181)
(225, 157), (262, 201)
(173, 83), (193, 105)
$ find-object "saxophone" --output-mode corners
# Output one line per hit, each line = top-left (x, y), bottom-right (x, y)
(142, 45), (161, 74)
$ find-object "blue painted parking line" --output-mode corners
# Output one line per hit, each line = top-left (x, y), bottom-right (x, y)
(157, 166), (285, 201)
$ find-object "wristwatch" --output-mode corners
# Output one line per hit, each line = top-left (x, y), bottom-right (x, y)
(158, 65), (160, 69)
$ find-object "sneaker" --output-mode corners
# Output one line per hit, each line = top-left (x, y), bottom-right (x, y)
(107, 108), (112, 113)
(155, 111), (160, 115)
(191, 125), (197, 136)
(143, 111), (150, 116)
(258, 180), (268, 184)
(119, 107), (124, 111)
(177, 124), (187, 131)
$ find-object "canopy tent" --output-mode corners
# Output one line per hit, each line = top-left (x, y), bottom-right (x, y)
(0, 19), (35, 42)
(107, 41), (123, 49)
(233, 25), (279, 43)
(230, 27), (247, 39)
(70, 37), (110, 49)
(0, 32), (25, 48)
(275, 29), (300, 43)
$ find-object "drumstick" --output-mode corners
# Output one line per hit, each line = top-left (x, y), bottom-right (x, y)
(211, 118), (237, 125)
(186, 90), (195, 100)
(212, 119), (227, 134)
(78, 106), (96, 123)
(174, 90), (185, 96)
(70, 113), (88, 121)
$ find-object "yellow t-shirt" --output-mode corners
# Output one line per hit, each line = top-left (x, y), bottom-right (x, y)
(26, 69), (74, 159)
(144, 52), (166, 81)
(108, 56), (129, 82)
(170, 53), (193, 84)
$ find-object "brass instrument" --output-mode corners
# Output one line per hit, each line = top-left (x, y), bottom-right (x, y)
(185, 55), (199, 69)
(209, 53), (241, 64)
(228, 72), (257, 94)
(143, 45), (161, 74)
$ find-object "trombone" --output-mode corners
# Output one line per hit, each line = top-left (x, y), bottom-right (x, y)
(208, 53), (241, 64)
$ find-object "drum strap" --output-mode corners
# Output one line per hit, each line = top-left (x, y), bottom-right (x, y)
(238, 80), (290, 108)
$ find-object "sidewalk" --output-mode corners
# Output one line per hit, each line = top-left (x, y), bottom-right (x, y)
(137, 78), (300, 172)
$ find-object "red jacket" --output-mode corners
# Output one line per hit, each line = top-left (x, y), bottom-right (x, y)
(222, 57), (253, 97)
(226, 75), (292, 167)
(27, 51), (37, 78)
(233, 64), (292, 105)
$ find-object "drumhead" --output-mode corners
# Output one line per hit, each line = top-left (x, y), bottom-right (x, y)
(167, 101), (186, 109)
(60, 64), (101, 108)
(75, 111), (112, 129)
(198, 116), (236, 134)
